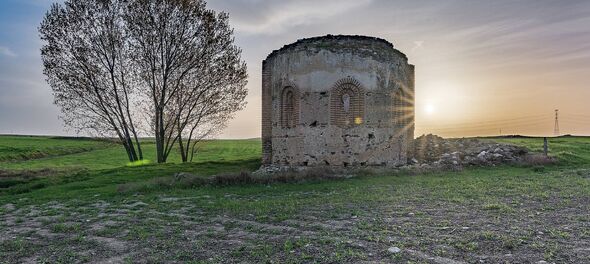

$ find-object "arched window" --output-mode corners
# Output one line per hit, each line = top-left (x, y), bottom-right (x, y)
(281, 86), (298, 128)
(330, 79), (364, 127)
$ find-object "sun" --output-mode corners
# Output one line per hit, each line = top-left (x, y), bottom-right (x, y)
(425, 104), (435, 115)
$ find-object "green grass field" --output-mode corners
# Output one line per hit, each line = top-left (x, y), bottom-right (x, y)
(0, 135), (589, 263)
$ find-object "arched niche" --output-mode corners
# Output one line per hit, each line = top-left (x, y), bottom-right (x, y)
(330, 78), (365, 127)
(280, 86), (299, 128)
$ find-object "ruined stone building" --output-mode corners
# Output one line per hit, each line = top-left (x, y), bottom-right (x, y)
(261, 35), (415, 167)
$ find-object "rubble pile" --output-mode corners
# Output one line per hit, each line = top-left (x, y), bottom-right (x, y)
(409, 134), (528, 169)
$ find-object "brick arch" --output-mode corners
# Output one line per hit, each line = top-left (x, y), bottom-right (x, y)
(280, 86), (299, 128)
(330, 77), (365, 127)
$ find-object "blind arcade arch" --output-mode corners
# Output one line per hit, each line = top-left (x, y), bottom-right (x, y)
(330, 78), (365, 127)
(280, 86), (299, 128)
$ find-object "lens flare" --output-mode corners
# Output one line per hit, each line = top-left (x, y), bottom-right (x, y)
(354, 117), (363, 124)
(425, 104), (435, 115)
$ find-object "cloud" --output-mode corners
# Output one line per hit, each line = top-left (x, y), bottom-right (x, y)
(411, 41), (424, 52)
(0, 46), (17, 57)
(213, 0), (373, 35)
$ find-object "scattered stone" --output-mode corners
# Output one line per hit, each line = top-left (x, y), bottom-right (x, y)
(2, 203), (16, 211)
(388, 246), (401, 254)
(90, 236), (128, 252)
(159, 197), (180, 202)
(405, 249), (466, 264)
(174, 172), (194, 180)
(124, 201), (148, 208)
(253, 164), (308, 175)
(477, 151), (487, 159)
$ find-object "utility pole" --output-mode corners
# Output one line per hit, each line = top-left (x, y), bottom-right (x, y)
(543, 137), (548, 156)
(554, 109), (560, 136)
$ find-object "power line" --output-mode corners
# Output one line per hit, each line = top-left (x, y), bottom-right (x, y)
(562, 113), (590, 119)
(419, 114), (548, 124)
(417, 118), (550, 131)
(415, 110), (590, 136)
(418, 116), (551, 130)
(560, 118), (590, 124)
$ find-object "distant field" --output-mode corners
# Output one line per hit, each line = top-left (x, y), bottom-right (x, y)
(492, 136), (590, 166)
(0, 135), (588, 263)
(0, 135), (114, 162)
(0, 136), (260, 171)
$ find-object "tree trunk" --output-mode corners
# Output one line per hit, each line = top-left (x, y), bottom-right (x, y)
(178, 135), (187, 162)
(155, 110), (165, 163)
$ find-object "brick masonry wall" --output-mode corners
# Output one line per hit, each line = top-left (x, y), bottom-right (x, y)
(261, 61), (272, 164)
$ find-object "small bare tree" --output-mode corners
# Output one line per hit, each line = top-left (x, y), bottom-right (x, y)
(176, 73), (248, 162)
(40, 0), (144, 161)
(175, 12), (247, 162)
(125, 0), (247, 163)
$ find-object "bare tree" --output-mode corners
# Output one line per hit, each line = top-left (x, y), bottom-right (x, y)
(125, 0), (247, 163)
(40, 0), (246, 164)
(175, 13), (247, 162)
(40, 0), (144, 162)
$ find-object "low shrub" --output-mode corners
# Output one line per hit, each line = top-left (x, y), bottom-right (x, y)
(0, 168), (85, 194)
(176, 174), (209, 187)
(116, 182), (143, 193)
(0, 168), (60, 179)
(116, 166), (346, 194)
(4, 181), (47, 195)
(213, 171), (253, 186)
(116, 176), (174, 193)
(521, 154), (557, 167)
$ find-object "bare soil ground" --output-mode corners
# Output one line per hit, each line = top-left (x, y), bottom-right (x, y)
(1, 170), (589, 263)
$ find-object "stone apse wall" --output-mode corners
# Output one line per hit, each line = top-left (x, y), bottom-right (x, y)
(261, 35), (415, 167)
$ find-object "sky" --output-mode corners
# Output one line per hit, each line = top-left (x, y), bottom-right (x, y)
(1, 0), (590, 138)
